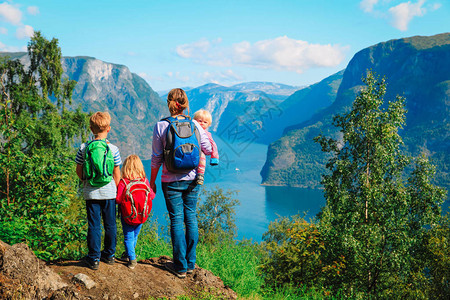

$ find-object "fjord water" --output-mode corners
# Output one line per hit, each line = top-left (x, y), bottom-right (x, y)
(143, 134), (325, 241)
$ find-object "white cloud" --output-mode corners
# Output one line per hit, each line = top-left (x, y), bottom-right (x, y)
(0, 41), (26, 52)
(360, 0), (379, 13)
(389, 0), (426, 31)
(0, 2), (22, 25)
(0, 27), (7, 34)
(27, 6), (39, 15)
(201, 69), (243, 83)
(176, 38), (214, 59)
(232, 36), (347, 72)
(166, 71), (190, 82)
(176, 36), (348, 73)
(16, 25), (34, 39)
(430, 3), (442, 10)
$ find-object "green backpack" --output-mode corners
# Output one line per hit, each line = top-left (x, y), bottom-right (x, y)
(83, 139), (114, 187)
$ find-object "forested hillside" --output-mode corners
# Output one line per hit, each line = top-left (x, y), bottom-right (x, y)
(261, 33), (450, 192)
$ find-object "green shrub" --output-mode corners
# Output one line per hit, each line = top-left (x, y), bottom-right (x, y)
(0, 32), (89, 260)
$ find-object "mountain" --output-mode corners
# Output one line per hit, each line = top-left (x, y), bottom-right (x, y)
(260, 70), (343, 142)
(231, 82), (302, 100)
(261, 33), (450, 191)
(62, 56), (166, 159)
(0, 53), (166, 159)
(163, 81), (344, 145)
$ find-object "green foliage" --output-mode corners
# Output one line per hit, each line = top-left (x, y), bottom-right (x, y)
(313, 71), (447, 297)
(197, 186), (240, 244)
(261, 215), (325, 289)
(197, 239), (263, 298)
(259, 215), (345, 298)
(0, 32), (89, 260)
(423, 213), (450, 299)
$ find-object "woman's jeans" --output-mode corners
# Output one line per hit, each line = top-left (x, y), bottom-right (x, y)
(162, 180), (199, 272)
(121, 218), (143, 261)
(85, 199), (117, 261)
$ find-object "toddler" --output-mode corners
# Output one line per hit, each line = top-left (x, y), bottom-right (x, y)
(193, 109), (219, 185)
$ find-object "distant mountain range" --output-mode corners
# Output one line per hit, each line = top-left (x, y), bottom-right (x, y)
(261, 33), (450, 191)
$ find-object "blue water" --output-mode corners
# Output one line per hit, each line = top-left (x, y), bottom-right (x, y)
(143, 134), (326, 241)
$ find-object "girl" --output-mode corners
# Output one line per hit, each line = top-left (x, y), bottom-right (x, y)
(116, 155), (155, 269)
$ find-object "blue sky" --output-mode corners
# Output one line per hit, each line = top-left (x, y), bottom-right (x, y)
(0, 0), (448, 92)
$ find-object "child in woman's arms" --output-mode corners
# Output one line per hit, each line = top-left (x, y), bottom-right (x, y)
(193, 109), (219, 185)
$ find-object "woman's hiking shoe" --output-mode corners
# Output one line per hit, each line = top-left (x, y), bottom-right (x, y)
(100, 254), (115, 265)
(127, 259), (137, 270)
(165, 261), (186, 278)
(115, 251), (128, 262)
(83, 257), (99, 270)
(187, 269), (194, 274)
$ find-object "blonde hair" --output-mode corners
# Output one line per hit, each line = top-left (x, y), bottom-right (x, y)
(90, 111), (111, 134)
(121, 155), (146, 180)
(167, 88), (189, 116)
(193, 109), (212, 127)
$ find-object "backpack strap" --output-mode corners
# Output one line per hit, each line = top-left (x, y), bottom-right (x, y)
(161, 114), (191, 123)
(103, 143), (112, 177)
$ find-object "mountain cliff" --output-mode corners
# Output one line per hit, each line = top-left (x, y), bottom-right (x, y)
(0, 53), (166, 160)
(62, 56), (166, 159)
(261, 33), (450, 190)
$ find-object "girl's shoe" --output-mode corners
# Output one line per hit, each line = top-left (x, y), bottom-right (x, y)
(127, 259), (137, 269)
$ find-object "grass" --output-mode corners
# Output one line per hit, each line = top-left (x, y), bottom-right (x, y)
(196, 239), (263, 298)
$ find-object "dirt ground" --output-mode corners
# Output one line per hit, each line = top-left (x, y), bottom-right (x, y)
(0, 240), (237, 300)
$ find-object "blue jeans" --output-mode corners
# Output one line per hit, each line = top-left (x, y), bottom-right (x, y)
(162, 180), (199, 272)
(85, 199), (117, 261)
(121, 218), (143, 261)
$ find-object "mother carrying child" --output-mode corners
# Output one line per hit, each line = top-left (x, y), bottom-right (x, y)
(150, 88), (212, 278)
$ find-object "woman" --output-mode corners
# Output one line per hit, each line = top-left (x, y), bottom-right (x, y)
(150, 88), (212, 278)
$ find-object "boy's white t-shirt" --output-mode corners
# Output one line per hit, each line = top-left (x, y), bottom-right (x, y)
(75, 140), (122, 200)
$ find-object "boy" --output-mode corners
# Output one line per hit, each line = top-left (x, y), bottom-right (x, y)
(193, 109), (219, 185)
(75, 111), (122, 270)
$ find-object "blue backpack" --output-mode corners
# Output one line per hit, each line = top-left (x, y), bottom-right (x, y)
(162, 115), (201, 173)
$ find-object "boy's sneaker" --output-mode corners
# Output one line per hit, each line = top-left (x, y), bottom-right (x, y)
(83, 257), (99, 270)
(196, 174), (204, 185)
(187, 269), (194, 274)
(165, 261), (186, 278)
(100, 254), (115, 265)
(127, 259), (137, 270)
